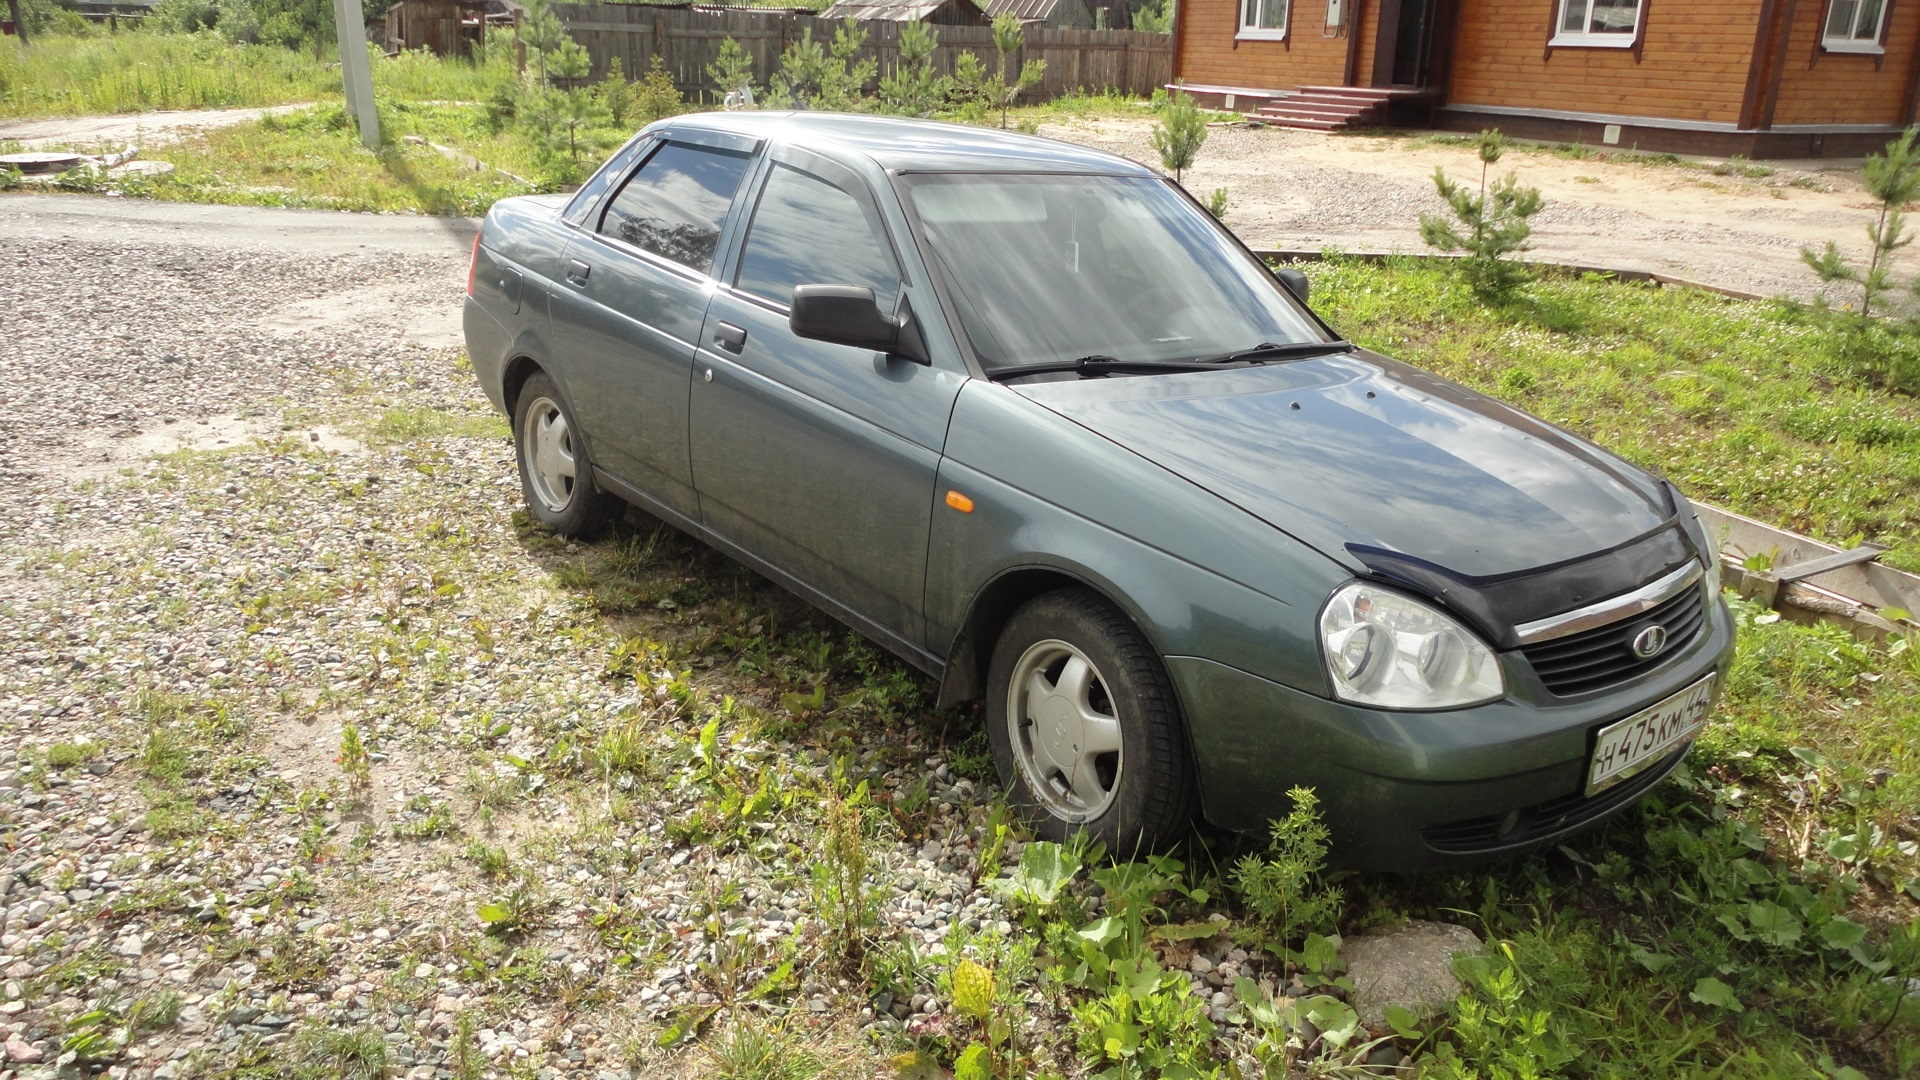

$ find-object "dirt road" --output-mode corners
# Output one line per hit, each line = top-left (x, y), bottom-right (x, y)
(0, 105), (309, 150)
(1039, 116), (1877, 302)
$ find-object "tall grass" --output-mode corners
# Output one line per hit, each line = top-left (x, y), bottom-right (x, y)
(0, 32), (334, 117)
(0, 32), (513, 119)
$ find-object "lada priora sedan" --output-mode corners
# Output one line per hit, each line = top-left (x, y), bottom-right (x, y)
(462, 112), (1735, 870)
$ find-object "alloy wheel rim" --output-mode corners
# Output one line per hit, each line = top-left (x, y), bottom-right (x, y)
(521, 396), (577, 514)
(1006, 638), (1124, 822)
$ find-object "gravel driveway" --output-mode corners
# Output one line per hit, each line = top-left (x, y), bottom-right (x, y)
(0, 197), (1163, 1078)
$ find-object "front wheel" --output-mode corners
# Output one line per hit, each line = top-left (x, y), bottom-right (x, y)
(986, 589), (1198, 852)
(512, 371), (615, 538)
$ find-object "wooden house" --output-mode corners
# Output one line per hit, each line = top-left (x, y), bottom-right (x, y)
(385, 0), (496, 57)
(1170, 0), (1920, 156)
(819, 0), (990, 25)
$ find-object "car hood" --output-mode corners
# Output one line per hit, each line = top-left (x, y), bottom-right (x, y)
(1013, 351), (1672, 581)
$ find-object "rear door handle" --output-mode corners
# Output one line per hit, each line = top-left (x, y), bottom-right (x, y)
(565, 259), (591, 287)
(713, 322), (747, 354)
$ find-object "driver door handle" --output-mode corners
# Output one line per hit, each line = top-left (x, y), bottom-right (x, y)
(713, 322), (747, 354)
(565, 259), (591, 287)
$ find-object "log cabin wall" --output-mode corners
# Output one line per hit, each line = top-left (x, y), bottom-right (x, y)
(1175, 0), (1360, 89)
(1768, 0), (1920, 126)
(1445, 0), (1762, 125)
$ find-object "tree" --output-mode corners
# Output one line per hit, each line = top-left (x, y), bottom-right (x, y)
(1802, 126), (1920, 318)
(988, 14), (1045, 129)
(878, 19), (941, 117)
(1418, 128), (1544, 301)
(1149, 88), (1206, 182)
(707, 35), (757, 107)
(772, 20), (874, 111)
(7, 0), (27, 46)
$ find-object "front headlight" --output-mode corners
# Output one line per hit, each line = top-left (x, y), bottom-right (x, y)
(1319, 582), (1505, 709)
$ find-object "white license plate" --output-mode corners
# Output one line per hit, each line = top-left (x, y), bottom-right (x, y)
(1585, 675), (1716, 796)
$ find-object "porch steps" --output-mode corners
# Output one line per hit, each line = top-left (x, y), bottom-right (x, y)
(1256, 85), (1428, 132)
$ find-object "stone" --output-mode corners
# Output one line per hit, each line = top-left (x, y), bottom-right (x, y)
(5, 1034), (43, 1063)
(112, 934), (145, 958)
(1341, 920), (1482, 1029)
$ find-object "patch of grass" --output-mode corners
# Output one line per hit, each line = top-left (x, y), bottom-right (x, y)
(366, 405), (508, 445)
(1305, 253), (1920, 570)
(41, 740), (100, 769)
(293, 1025), (388, 1080)
(702, 1017), (835, 1080)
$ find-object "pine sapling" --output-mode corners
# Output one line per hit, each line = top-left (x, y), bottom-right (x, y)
(989, 14), (1046, 129)
(707, 36), (757, 108)
(878, 19), (941, 117)
(1802, 126), (1920, 318)
(1150, 88), (1208, 183)
(1419, 128), (1543, 301)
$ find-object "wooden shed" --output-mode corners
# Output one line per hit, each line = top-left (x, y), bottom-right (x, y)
(818, 0), (990, 25)
(1170, 0), (1920, 156)
(986, 0), (1133, 30)
(385, 0), (494, 56)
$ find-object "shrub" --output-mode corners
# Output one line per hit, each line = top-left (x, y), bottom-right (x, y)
(1150, 88), (1206, 182)
(1419, 128), (1543, 301)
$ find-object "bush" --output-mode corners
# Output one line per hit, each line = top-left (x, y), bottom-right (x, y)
(1418, 128), (1543, 301)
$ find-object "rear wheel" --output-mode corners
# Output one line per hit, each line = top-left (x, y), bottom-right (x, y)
(513, 371), (614, 538)
(986, 589), (1198, 852)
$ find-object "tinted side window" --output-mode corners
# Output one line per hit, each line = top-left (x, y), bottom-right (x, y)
(599, 142), (753, 275)
(736, 163), (899, 308)
(563, 137), (649, 227)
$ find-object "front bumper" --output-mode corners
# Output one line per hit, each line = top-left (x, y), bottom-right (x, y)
(1170, 588), (1737, 872)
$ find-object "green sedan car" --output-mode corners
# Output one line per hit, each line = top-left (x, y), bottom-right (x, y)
(462, 112), (1734, 870)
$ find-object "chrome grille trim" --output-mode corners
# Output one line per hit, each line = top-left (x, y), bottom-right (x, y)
(1513, 562), (1704, 646)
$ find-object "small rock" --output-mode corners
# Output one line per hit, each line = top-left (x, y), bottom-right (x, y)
(112, 935), (145, 958)
(1342, 920), (1482, 1029)
(5, 1034), (43, 1063)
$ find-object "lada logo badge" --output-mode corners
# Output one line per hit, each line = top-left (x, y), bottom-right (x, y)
(1631, 624), (1669, 659)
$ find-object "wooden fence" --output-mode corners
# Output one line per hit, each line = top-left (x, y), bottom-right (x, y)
(552, 3), (1172, 104)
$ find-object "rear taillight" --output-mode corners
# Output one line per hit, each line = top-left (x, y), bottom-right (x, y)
(466, 231), (481, 296)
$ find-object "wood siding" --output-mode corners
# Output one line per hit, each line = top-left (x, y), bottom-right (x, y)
(1769, 0), (1919, 125)
(1176, 0), (1358, 89)
(1447, 0), (1761, 124)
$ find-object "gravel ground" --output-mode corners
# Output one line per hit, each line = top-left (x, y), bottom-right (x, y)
(1038, 117), (1871, 302)
(0, 217), (1310, 1078)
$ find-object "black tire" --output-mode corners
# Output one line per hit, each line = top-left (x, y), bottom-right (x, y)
(511, 371), (615, 538)
(985, 588), (1198, 852)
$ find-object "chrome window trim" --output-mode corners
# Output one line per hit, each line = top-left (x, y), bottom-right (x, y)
(1514, 561), (1704, 646)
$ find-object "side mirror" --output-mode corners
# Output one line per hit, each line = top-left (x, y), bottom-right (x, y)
(789, 285), (929, 364)
(1275, 268), (1311, 304)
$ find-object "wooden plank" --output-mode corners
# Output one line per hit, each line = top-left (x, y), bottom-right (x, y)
(1694, 503), (1920, 626)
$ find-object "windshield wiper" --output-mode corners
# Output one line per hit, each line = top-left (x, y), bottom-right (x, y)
(987, 355), (1225, 381)
(1194, 340), (1356, 365)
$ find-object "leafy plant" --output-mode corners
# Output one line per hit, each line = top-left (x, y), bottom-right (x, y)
(813, 782), (875, 965)
(1419, 128), (1544, 301)
(337, 723), (371, 789)
(1150, 88), (1208, 183)
(1231, 786), (1343, 950)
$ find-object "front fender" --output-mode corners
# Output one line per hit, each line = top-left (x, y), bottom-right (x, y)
(928, 381), (1348, 696)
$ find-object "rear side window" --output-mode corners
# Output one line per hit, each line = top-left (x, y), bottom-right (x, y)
(599, 142), (753, 275)
(735, 162), (900, 309)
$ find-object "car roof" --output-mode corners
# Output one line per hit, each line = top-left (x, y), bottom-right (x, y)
(654, 111), (1158, 176)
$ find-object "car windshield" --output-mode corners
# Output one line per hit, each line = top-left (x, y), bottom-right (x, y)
(900, 173), (1329, 372)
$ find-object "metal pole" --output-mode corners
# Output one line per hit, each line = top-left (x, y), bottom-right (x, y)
(331, 0), (381, 149)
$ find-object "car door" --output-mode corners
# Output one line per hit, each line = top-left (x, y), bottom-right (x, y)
(548, 129), (760, 517)
(689, 146), (967, 654)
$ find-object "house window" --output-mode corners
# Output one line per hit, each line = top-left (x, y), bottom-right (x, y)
(1550, 0), (1643, 47)
(1822, 0), (1887, 53)
(1237, 0), (1289, 41)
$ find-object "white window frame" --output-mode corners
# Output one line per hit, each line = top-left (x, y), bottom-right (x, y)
(1237, 0), (1289, 41)
(1821, 0), (1888, 54)
(1549, 0), (1645, 48)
